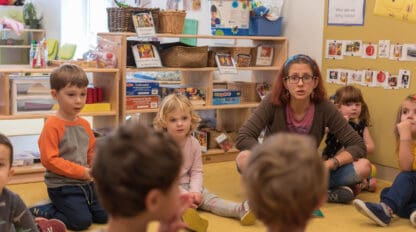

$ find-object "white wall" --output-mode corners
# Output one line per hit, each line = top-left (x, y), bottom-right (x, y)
(0, 0), (325, 136)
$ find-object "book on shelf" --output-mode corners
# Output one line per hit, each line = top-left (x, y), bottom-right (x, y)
(132, 11), (156, 38)
(131, 43), (162, 68)
(193, 129), (208, 152)
(215, 53), (238, 74)
(159, 84), (206, 106)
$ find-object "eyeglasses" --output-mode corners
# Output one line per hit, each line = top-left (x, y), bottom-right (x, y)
(284, 74), (316, 84)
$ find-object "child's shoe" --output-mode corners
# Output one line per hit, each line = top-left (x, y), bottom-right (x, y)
(36, 218), (67, 232)
(29, 202), (54, 218)
(327, 186), (354, 203)
(353, 199), (392, 226)
(410, 211), (416, 226)
(239, 201), (256, 226)
(182, 208), (208, 232)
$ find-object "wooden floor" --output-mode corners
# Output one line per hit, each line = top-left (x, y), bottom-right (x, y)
(8, 161), (416, 232)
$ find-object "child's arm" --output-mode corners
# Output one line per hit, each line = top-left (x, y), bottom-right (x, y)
(363, 127), (375, 154)
(10, 192), (39, 231)
(397, 120), (414, 171)
(38, 123), (92, 180)
(188, 138), (203, 193)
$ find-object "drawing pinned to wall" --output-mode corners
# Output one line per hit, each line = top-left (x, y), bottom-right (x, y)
(362, 43), (377, 59)
(351, 70), (364, 84)
(401, 44), (416, 61)
(374, 0), (416, 22)
(398, 69), (411, 88)
(389, 43), (403, 60)
(327, 69), (339, 83)
(378, 40), (390, 58)
(338, 69), (350, 85)
(364, 69), (377, 86)
(325, 40), (344, 59)
(385, 74), (399, 89)
(343, 40), (362, 56)
(376, 70), (389, 87)
(166, 0), (180, 9)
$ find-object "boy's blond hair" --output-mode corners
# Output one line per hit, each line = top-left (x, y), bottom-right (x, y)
(243, 133), (327, 230)
(50, 64), (89, 91)
(154, 94), (201, 135)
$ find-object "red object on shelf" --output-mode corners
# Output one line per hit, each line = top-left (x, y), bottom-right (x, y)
(87, 87), (94, 103)
(97, 87), (103, 102)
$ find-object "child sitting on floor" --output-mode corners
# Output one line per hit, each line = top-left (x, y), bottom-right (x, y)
(243, 133), (327, 232)
(92, 122), (192, 232)
(353, 94), (416, 227)
(154, 94), (256, 231)
(0, 133), (66, 232)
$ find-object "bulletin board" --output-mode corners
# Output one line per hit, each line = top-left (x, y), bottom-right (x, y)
(322, 0), (416, 168)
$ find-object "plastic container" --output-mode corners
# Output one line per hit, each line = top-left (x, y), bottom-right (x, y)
(249, 16), (282, 36)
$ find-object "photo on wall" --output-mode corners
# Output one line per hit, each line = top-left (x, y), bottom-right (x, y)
(325, 40), (343, 59)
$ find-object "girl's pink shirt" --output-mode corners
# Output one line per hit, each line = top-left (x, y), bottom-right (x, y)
(179, 135), (203, 193)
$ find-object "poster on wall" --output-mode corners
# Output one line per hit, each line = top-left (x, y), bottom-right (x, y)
(374, 0), (416, 23)
(210, 0), (250, 35)
(327, 0), (365, 26)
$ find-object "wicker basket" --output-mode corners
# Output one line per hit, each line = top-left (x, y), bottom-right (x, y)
(227, 82), (259, 103)
(159, 10), (186, 34)
(159, 43), (208, 68)
(107, 7), (160, 32)
(208, 47), (255, 67)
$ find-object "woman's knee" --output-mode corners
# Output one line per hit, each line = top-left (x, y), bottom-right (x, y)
(236, 150), (251, 173)
(353, 158), (371, 179)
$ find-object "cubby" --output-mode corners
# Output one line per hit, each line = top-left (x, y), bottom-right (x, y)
(0, 65), (119, 184)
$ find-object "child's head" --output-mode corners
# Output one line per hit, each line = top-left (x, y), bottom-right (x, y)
(243, 133), (327, 231)
(394, 94), (416, 141)
(0, 133), (14, 191)
(92, 123), (183, 221)
(50, 64), (89, 91)
(154, 94), (201, 136)
(333, 85), (370, 125)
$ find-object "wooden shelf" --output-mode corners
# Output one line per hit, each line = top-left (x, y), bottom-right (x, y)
(99, 32), (287, 41)
(0, 110), (118, 120)
(126, 102), (259, 114)
(126, 66), (279, 72)
(0, 65), (119, 73)
(9, 163), (45, 185)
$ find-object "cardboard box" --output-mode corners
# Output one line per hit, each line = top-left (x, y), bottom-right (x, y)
(212, 89), (241, 105)
(159, 84), (206, 106)
(126, 81), (159, 96)
(126, 95), (159, 110)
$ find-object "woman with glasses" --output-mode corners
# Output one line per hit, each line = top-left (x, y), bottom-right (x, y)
(235, 54), (371, 204)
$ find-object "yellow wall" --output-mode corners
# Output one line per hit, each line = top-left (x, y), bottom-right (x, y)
(322, 0), (416, 168)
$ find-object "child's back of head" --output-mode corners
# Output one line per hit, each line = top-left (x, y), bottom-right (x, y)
(243, 133), (327, 231)
(92, 122), (183, 218)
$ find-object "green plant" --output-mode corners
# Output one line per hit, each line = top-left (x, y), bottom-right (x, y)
(23, 2), (43, 29)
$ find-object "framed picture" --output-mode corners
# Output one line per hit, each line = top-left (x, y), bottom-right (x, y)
(132, 11), (156, 37)
(131, 43), (162, 68)
(255, 45), (274, 66)
(215, 53), (237, 74)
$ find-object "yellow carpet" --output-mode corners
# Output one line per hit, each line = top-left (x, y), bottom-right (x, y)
(7, 161), (416, 232)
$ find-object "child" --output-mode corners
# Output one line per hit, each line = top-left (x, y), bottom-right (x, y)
(92, 122), (192, 232)
(353, 94), (416, 227)
(154, 94), (256, 229)
(243, 133), (327, 232)
(0, 133), (66, 232)
(323, 85), (376, 195)
(29, 64), (108, 230)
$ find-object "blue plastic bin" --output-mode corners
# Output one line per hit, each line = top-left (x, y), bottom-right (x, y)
(249, 16), (282, 36)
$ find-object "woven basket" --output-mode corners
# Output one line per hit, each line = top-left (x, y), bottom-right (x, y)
(159, 43), (208, 68)
(107, 7), (160, 32)
(159, 10), (186, 34)
(208, 47), (255, 67)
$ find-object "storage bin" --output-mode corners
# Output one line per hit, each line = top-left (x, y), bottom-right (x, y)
(107, 7), (160, 32)
(249, 16), (282, 36)
(10, 76), (56, 115)
(159, 42), (208, 68)
(158, 10), (186, 34)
